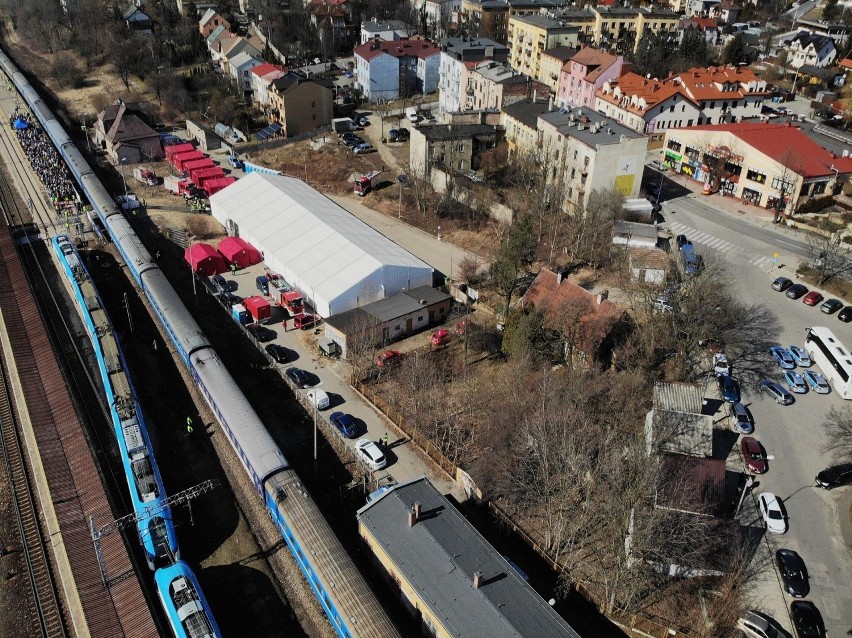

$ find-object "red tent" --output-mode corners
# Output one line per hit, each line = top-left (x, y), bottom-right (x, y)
(165, 143), (194, 161)
(204, 176), (236, 196)
(218, 236), (261, 269)
(192, 167), (226, 187)
(184, 243), (226, 276)
(172, 151), (204, 170)
(182, 158), (215, 176)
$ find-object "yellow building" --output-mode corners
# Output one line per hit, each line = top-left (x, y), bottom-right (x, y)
(538, 46), (578, 94)
(588, 7), (680, 53)
(508, 14), (579, 80)
(357, 478), (581, 638)
(267, 76), (333, 137)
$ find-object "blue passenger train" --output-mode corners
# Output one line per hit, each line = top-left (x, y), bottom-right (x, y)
(0, 46), (399, 638)
(155, 560), (222, 638)
(52, 235), (179, 569)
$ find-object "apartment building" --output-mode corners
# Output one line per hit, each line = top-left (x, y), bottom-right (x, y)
(439, 37), (509, 113)
(354, 37), (441, 102)
(556, 46), (622, 109)
(468, 61), (547, 110)
(538, 46), (579, 94)
(508, 15), (580, 80)
(460, 0), (562, 44)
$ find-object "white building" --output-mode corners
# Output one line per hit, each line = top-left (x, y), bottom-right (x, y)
(229, 52), (263, 94)
(786, 32), (837, 69)
(438, 37), (509, 114)
(360, 18), (411, 44)
(210, 173), (434, 317)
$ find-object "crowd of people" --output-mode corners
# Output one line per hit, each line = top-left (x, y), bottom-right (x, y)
(11, 112), (78, 206)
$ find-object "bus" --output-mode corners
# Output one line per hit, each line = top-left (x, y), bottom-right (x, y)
(804, 327), (852, 399)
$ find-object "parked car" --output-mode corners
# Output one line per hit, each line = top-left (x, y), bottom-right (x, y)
(758, 492), (787, 534)
(344, 136), (365, 148)
(741, 437), (767, 474)
(815, 463), (852, 488)
(717, 374), (740, 403)
(329, 412), (357, 438)
(431, 329), (450, 346)
(374, 350), (402, 367)
(770, 345), (796, 370)
(356, 115), (369, 127)
(676, 234), (689, 249)
(222, 292), (242, 307)
(786, 283), (809, 299)
(713, 353), (731, 376)
(776, 549), (809, 598)
(355, 438), (387, 470)
(737, 610), (782, 638)
(293, 313), (319, 330)
(212, 274), (228, 292)
(802, 290), (824, 306)
(306, 389), (330, 410)
(650, 159), (666, 171)
(285, 367), (311, 388)
(397, 174), (412, 187)
(772, 276), (793, 292)
(783, 370), (808, 394)
(802, 370), (830, 394)
(265, 344), (289, 364)
(789, 601), (826, 638)
(820, 298), (843, 314)
(395, 128), (410, 141)
(730, 402), (753, 434)
(353, 143), (374, 154)
(761, 379), (795, 405)
(246, 324), (275, 342)
(838, 306), (852, 322)
(788, 345), (811, 367)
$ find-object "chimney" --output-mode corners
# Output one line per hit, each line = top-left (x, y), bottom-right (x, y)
(473, 571), (483, 589)
(597, 290), (609, 304)
(548, 95), (553, 111)
(408, 502), (421, 527)
(556, 269), (569, 285)
(533, 89), (537, 103)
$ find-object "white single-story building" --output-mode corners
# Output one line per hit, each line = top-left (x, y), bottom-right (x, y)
(209, 173), (434, 317)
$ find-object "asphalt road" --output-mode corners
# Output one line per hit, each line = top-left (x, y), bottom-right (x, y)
(659, 194), (852, 637)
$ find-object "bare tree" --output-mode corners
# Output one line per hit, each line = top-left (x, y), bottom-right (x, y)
(566, 188), (622, 269)
(822, 405), (852, 463)
(805, 232), (852, 285)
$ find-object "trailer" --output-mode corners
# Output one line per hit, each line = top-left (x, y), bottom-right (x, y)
(203, 177), (235, 196)
(190, 166), (225, 187)
(244, 296), (272, 324)
(353, 170), (382, 196)
(172, 151), (204, 170)
(164, 142), (194, 161)
(133, 167), (159, 186)
(231, 303), (251, 325)
(332, 117), (356, 133)
(163, 174), (189, 194)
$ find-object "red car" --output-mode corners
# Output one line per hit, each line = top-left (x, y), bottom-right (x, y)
(803, 291), (824, 306)
(431, 329), (450, 346)
(374, 350), (402, 367)
(741, 436), (767, 474)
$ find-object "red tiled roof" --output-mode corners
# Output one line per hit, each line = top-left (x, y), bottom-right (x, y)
(250, 62), (284, 77)
(676, 65), (766, 100)
(521, 268), (623, 355)
(672, 122), (852, 178)
(840, 55), (852, 71)
(354, 36), (440, 62)
(569, 46), (619, 82)
(596, 72), (685, 115)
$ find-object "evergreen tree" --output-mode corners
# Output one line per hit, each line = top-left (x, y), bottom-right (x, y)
(721, 33), (748, 66)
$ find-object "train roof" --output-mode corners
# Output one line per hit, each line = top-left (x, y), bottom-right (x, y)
(357, 478), (581, 638)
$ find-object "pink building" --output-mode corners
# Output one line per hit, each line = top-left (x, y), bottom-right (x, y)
(556, 47), (622, 109)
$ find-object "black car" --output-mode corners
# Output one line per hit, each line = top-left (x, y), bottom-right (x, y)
(344, 136), (365, 148)
(775, 549), (809, 598)
(786, 283), (809, 299)
(265, 344), (289, 364)
(396, 128), (410, 141)
(838, 306), (852, 323)
(212, 274), (228, 292)
(246, 324), (275, 343)
(676, 234), (688, 249)
(772, 276), (793, 292)
(820, 298), (843, 314)
(815, 463), (852, 488)
(397, 174), (412, 187)
(790, 601), (826, 638)
(285, 367), (311, 388)
(222, 292), (241, 307)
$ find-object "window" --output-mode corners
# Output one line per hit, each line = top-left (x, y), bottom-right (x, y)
(722, 101), (728, 110)
(667, 139), (682, 152)
(670, 105), (674, 113)
(312, 101), (316, 107)
(746, 168), (767, 184)
(687, 119), (694, 126)
(813, 181), (827, 195)
(772, 176), (794, 192)
(732, 101), (738, 109)
(710, 101), (715, 109)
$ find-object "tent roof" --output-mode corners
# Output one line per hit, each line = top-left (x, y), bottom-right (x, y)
(185, 242), (221, 264)
(218, 236), (257, 258)
(210, 173), (432, 313)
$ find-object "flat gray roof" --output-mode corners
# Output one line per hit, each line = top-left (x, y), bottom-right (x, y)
(513, 14), (581, 31)
(357, 478), (582, 638)
(539, 105), (644, 146)
(502, 98), (551, 129)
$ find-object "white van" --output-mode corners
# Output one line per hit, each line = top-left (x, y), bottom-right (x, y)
(406, 107), (420, 123)
(306, 389), (330, 410)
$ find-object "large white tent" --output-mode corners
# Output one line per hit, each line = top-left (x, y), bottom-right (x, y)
(210, 173), (433, 317)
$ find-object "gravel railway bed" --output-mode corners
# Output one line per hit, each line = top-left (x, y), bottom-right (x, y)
(0, 161), (159, 637)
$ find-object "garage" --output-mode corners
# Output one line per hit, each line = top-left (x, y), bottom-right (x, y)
(210, 172), (433, 317)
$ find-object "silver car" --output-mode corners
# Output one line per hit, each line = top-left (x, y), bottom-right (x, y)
(737, 610), (780, 638)
(729, 402), (753, 434)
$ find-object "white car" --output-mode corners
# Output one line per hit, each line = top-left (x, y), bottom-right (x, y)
(736, 610), (781, 638)
(306, 389), (330, 410)
(713, 353), (730, 376)
(355, 439), (387, 470)
(758, 492), (787, 534)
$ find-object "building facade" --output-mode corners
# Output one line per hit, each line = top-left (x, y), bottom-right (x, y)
(354, 37), (441, 102)
(556, 46), (622, 109)
(267, 78), (334, 137)
(786, 32), (837, 69)
(409, 124), (500, 179)
(661, 122), (852, 212)
(537, 46), (578, 94)
(438, 37), (509, 113)
(468, 61), (546, 111)
(508, 15), (580, 80)
(460, 0), (562, 44)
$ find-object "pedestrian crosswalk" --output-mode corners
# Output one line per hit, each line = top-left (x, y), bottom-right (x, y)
(666, 221), (777, 268)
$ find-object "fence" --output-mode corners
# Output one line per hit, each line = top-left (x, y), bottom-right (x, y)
(237, 125), (332, 156)
(355, 382), (456, 477)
